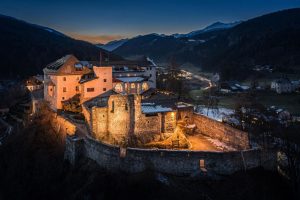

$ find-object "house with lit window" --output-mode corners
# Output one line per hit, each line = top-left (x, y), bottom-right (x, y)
(43, 55), (112, 110)
(271, 78), (296, 94)
(43, 55), (157, 110)
(25, 75), (44, 92)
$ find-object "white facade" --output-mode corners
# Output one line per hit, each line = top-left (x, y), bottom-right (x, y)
(271, 78), (296, 94)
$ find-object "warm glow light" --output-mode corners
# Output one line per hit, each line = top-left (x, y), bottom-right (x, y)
(171, 112), (175, 119)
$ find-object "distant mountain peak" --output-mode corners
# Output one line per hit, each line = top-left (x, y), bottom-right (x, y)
(98, 38), (129, 51)
(172, 21), (242, 38)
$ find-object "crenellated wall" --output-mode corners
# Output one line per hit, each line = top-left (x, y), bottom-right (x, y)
(192, 113), (249, 150)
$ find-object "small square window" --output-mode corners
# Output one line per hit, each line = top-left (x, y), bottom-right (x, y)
(63, 77), (66, 81)
(63, 87), (66, 92)
(87, 88), (94, 92)
(104, 79), (107, 82)
(103, 88), (107, 91)
(62, 97), (65, 100)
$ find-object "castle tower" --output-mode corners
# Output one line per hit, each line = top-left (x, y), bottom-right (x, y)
(107, 94), (132, 144)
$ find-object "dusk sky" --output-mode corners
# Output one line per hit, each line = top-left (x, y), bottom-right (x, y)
(1, 0), (300, 44)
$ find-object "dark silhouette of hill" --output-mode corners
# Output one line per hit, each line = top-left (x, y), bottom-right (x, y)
(115, 8), (300, 80)
(0, 14), (123, 78)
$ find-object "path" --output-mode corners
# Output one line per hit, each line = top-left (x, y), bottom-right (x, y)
(187, 134), (220, 151)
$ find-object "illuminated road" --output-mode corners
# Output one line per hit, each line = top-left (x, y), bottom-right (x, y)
(180, 69), (214, 90)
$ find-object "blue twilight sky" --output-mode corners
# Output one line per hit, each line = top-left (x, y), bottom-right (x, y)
(1, 0), (300, 43)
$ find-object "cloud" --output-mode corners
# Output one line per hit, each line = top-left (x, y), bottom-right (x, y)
(66, 32), (126, 44)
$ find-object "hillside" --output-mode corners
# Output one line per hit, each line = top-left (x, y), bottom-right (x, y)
(0, 14), (123, 78)
(0, 107), (293, 199)
(98, 38), (129, 51)
(114, 8), (300, 80)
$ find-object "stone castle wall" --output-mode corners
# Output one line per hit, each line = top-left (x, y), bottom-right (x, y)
(51, 114), (77, 136)
(92, 106), (108, 140)
(65, 135), (276, 176)
(88, 94), (177, 144)
(107, 95), (132, 143)
(82, 105), (91, 127)
(192, 113), (249, 150)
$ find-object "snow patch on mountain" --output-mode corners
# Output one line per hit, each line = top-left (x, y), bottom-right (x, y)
(173, 21), (242, 38)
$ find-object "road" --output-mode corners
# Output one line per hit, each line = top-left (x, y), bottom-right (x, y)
(181, 69), (214, 90)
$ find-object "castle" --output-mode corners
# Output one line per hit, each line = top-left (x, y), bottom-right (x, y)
(43, 55), (276, 176)
(83, 93), (194, 145)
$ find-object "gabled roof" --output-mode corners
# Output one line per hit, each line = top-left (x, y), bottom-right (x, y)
(46, 55), (73, 70)
(44, 55), (91, 75)
(274, 78), (291, 84)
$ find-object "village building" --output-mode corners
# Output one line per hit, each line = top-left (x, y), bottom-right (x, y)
(270, 78), (300, 94)
(25, 75), (44, 92)
(43, 55), (156, 111)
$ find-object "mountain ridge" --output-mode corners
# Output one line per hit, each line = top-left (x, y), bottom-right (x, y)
(114, 8), (300, 80)
(0, 14), (123, 78)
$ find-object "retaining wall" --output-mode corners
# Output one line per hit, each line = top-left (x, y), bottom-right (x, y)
(51, 114), (77, 136)
(193, 113), (249, 150)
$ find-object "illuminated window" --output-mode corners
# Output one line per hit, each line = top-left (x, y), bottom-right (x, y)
(63, 87), (66, 92)
(199, 159), (207, 172)
(114, 83), (123, 92)
(63, 77), (66, 81)
(87, 88), (94, 92)
(142, 82), (149, 91)
(131, 83), (135, 89)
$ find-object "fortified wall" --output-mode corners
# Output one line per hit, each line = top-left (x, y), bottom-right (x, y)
(65, 135), (277, 176)
(192, 113), (250, 149)
(60, 110), (276, 176)
(51, 114), (77, 136)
